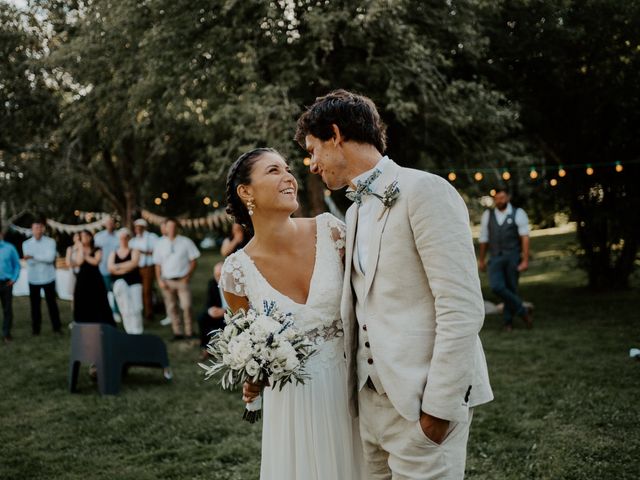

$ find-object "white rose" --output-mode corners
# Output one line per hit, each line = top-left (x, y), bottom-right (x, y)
(245, 359), (261, 377)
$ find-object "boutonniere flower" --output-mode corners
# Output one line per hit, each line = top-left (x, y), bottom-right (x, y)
(372, 180), (400, 220)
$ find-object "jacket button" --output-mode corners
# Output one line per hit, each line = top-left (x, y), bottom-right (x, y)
(367, 358), (373, 365)
(365, 341), (370, 348)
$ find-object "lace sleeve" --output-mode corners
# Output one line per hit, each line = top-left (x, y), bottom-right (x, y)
(326, 214), (346, 258)
(219, 254), (248, 297)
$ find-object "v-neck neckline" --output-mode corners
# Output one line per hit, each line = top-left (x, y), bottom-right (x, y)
(240, 215), (321, 306)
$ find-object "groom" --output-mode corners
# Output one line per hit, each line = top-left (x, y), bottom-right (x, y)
(296, 90), (493, 479)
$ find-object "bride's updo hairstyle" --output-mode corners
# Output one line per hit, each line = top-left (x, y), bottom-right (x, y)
(225, 147), (281, 233)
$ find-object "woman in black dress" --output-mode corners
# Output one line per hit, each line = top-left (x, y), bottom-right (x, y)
(71, 230), (115, 326)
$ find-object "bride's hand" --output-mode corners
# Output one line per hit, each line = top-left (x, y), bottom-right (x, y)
(242, 379), (269, 403)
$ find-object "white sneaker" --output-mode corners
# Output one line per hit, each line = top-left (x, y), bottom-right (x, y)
(160, 317), (171, 326)
(630, 348), (640, 358)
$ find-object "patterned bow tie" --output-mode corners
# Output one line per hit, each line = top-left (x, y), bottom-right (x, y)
(345, 168), (382, 206)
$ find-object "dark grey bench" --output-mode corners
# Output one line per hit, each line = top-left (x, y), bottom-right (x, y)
(68, 323), (171, 395)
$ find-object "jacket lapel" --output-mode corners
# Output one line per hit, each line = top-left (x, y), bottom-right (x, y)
(341, 203), (358, 327)
(363, 161), (401, 298)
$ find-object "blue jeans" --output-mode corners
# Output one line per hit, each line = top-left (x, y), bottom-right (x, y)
(488, 252), (525, 325)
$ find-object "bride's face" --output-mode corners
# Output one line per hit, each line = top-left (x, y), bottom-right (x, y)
(242, 152), (299, 216)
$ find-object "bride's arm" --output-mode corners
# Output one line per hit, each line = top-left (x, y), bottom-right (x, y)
(222, 291), (249, 313)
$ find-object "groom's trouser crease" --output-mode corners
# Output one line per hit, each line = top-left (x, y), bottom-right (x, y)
(358, 386), (472, 479)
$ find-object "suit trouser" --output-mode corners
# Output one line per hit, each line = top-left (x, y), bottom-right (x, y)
(138, 266), (155, 320)
(160, 278), (193, 336)
(1, 283), (13, 337)
(358, 385), (473, 480)
(28, 282), (61, 334)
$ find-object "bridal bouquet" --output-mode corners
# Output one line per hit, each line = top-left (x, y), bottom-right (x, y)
(199, 300), (316, 423)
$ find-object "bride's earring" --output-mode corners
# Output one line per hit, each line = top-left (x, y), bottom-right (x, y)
(247, 198), (256, 216)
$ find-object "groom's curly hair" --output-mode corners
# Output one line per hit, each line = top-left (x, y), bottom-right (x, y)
(294, 89), (387, 153)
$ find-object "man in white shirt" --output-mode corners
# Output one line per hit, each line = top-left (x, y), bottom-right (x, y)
(94, 216), (121, 320)
(153, 218), (200, 340)
(478, 188), (532, 331)
(130, 219), (158, 322)
(22, 218), (61, 335)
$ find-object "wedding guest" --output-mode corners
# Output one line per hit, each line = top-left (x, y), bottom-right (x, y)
(478, 188), (532, 331)
(94, 215), (120, 321)
(0, 223), (20, 343)
(129, 218), (158, 322)
(153, 218), (200, 341)
(22, 218), (62, 335)
(65, 233), (81, 310)
(157, 219), (171, 327)
(197, 262), (225, 360)
(220, 223), (248, 257)
(70, 230), (114, 326)
(109, 228), (143, 334)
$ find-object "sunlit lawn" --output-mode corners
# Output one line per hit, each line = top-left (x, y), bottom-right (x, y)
(1, 232), (638, 479)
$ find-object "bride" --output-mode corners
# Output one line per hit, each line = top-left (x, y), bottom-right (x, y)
(219, 147), (364, 479)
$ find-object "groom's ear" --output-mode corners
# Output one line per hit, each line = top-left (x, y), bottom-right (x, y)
(331, 124), (344, 146)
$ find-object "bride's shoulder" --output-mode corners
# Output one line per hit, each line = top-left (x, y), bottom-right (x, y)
(220, 251), (249, 296)
(315, 212), (345, 229)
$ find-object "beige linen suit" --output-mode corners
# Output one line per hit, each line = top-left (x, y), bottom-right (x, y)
(341, 160), (493, 479)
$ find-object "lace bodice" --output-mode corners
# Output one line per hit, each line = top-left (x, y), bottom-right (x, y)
(220, 213), (346, 358)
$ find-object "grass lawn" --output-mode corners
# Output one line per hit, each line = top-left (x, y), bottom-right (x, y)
(1, 232), (638, 479)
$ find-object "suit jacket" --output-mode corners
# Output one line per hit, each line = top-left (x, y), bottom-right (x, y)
(340, 160), (493, 424)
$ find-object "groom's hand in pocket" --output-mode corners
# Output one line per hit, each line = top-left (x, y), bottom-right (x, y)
(419, 412), (450, 444)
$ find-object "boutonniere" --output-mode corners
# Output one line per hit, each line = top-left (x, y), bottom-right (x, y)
(372, 180), (400, 220)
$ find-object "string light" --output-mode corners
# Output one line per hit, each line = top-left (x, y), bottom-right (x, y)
(154, 197), (161, 205)
(586, 165), (594, 176)
(550, 179), (558, 187)
(490, 189), (496, 197)
(448, 172), (457, 182)
(74, 210), (80, 216)
(161, 192), (169, 200)
(212, 201), (219, 208)
(558, 167), (567, 177)
(615, 161), (623, 172)
(502, 170), (511, 181)
(474, 172), (483, 181)
(203, 197), (211, 205)
(303, 157), (311, 166)
(529, 167), (539, 179)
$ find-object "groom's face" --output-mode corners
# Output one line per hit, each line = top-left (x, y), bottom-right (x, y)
(305, 134), (349, 190)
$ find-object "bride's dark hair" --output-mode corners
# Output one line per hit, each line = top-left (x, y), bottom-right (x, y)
(225, 147), (282, 233)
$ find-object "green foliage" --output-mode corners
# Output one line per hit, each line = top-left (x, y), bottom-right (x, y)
(483, 0), (640, 288)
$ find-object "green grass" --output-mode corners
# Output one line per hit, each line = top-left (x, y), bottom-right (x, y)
(1, 235), (638, 479)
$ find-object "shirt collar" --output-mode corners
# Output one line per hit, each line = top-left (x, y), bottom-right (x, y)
(348, 156), (390, 193)
(496, 203), (513, 215)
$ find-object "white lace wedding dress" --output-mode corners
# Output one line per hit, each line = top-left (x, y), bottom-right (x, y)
(220, 213), (365, 480)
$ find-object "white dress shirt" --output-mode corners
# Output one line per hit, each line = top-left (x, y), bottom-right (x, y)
(153, 235), (201, 279)
(94, 229), (120, 276)
(350, 155), (391, 273)
(129, 231), (159, 267)
(22, 236), (57, 285)
(478, 203), (529, 243)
